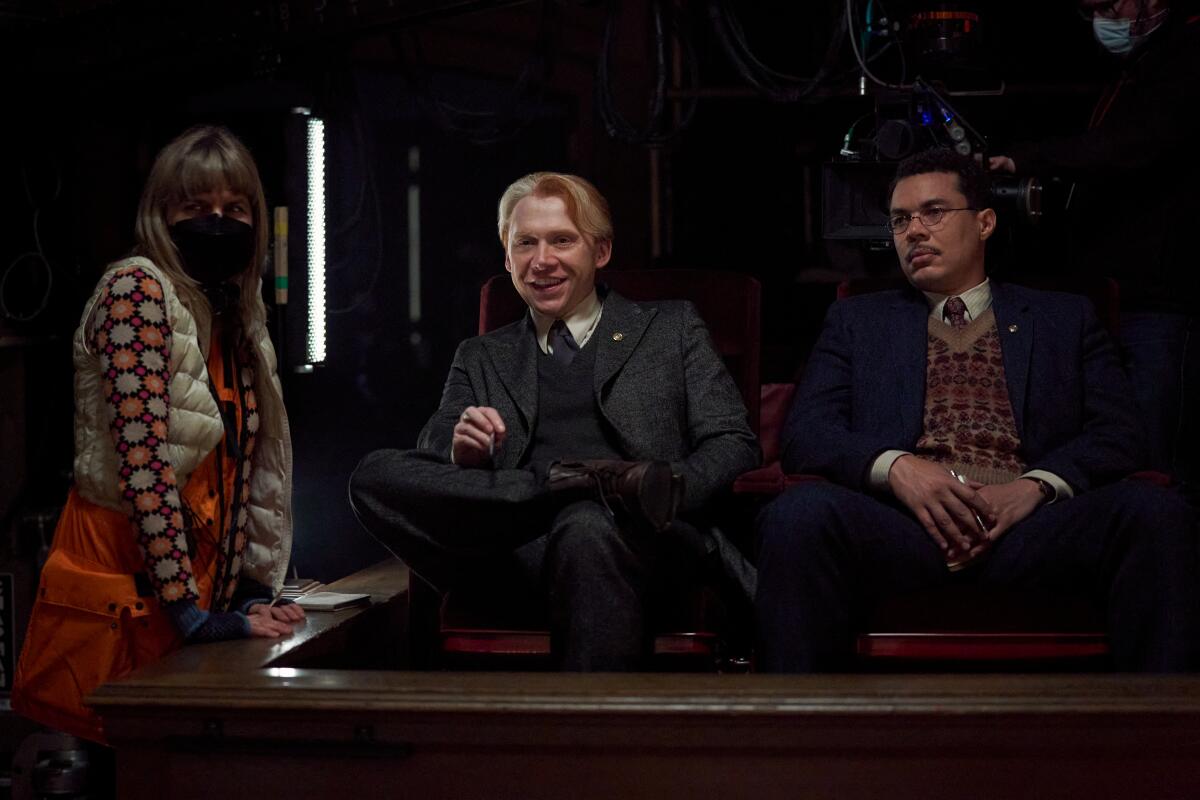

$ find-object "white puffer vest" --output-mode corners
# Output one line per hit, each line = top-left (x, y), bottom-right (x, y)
(72, 256), (293, 592)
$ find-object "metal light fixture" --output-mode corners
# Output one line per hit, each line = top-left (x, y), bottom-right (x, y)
(284, 107), (327, 372)
(304, 114), (326, 366)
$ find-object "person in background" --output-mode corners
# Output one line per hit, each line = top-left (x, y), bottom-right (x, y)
(990, 0), (1200, 495)
(12, 125), (304, 746)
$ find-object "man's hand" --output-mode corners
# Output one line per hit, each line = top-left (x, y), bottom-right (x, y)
(888, 455), (996, 553)
(949, 478), (1046, 564)
(988, 155), (1016, 173)
(452, 406), (507, 468)
(979, 478), (1044, 541)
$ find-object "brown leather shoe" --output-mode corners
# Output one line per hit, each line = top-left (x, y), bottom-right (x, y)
(547, 459), (683, 532)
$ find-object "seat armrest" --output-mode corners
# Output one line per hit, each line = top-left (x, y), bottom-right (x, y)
(1127, 470), (1172, 487)
(732, 463), (785, 495)
(732, 463), (827, 496)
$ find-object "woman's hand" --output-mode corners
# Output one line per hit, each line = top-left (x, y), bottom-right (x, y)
(246, 602), (303, 638)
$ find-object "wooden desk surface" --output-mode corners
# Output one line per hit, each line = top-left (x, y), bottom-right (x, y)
(124, 558), (410, 676)
(92, 667), (1200, 739)
(89, 560), (1200, 799)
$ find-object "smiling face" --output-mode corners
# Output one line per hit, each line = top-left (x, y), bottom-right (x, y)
(504, 194), (612, 319)
(890, 171), (995, 296)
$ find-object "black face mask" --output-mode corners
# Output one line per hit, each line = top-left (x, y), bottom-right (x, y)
(169, 214), (255, 287)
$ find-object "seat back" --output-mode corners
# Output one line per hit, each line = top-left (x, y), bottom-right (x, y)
(479, 270), (762, 434)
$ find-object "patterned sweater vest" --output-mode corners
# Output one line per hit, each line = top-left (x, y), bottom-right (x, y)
(913, 308), (1026, 484)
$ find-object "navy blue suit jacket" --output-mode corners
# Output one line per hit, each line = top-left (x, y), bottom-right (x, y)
(781, 281), (1144, 495)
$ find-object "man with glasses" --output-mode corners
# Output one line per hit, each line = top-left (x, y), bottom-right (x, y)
(755, 147), (1198, 672)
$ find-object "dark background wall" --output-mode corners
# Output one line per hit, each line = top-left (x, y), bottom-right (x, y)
(0, 0), (1125, 584)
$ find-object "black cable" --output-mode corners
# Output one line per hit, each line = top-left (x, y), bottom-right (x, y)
(329, 104), (369, 239)
(396, 0), (558, 145)
(1, 162), (59, 323)
(846, 0), (909, 89)
(595, 0), (698, 146)
(707, 0), (848, 103)
(327, 108), (385, 316)
(870, 0), (907, 85)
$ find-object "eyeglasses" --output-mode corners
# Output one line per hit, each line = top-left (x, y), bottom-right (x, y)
(885, 207), (976, 235)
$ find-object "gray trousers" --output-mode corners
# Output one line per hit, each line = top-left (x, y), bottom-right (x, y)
(349, 449), (719, 670)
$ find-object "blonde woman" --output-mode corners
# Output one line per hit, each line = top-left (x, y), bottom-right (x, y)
(12, 125), (303, 744)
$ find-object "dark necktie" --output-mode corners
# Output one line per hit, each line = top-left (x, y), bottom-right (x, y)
(944, 296), (968, 329)
(549, 319), (579, 366)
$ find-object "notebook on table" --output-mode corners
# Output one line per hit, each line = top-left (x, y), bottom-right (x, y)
(295, 592), (371, 611)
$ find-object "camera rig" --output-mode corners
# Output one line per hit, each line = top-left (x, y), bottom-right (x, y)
(824, 77), (1042, 243)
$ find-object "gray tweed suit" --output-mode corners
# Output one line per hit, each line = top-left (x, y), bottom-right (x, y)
(350, 288), (760, 669)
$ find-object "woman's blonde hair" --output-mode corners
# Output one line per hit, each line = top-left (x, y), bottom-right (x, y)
(133, 125), (270, 344)
(497, 172), (613, 249)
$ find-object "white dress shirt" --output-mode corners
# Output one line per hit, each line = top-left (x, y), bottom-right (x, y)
(530, 289), (604, 355)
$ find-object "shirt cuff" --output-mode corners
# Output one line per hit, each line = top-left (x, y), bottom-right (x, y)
(1020, 469), (1073, 503)
(870, 450), (912, 493)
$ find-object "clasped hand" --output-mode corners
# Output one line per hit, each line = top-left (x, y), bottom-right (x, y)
(888, 455), (994, 555)
(452, 406), (507, 467)
(888, 456), (1044, 561)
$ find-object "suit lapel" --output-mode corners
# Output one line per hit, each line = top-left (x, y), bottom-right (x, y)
(892, 293), (931, 441)
(480, 315), (538, 435)
(991, 282), (1033, 437)
(592, 290), (655, 394)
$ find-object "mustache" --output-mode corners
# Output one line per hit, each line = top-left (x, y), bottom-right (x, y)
(906, 245), (941, 263)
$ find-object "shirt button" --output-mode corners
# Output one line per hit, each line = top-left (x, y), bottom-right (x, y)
(135, 602), (144, 611)
(206, 518), (215, 526)
(209, 490), (216, 498)
(108, 602), (117, 612)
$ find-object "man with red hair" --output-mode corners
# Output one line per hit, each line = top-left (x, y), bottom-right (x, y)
(351, 172), (759, 670)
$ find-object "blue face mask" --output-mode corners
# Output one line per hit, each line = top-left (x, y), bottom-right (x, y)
(1092, 9), (1167, 56)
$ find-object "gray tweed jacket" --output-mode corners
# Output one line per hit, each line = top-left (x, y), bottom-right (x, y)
(418, 288), (761, 512)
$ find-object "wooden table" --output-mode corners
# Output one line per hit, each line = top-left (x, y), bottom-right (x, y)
(117, 559), (413, 676)
(92, 561), (1200, 799)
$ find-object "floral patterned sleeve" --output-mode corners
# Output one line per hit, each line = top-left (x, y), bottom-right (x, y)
(91, 266), (200, 605)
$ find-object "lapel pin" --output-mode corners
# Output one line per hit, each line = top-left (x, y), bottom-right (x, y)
(612, 332), (624, 341)
(1008, 324), (1019, 333)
